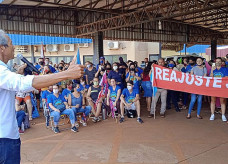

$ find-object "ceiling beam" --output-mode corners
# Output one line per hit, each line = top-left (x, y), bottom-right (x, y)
(76, 0), (228, 36)
(24, 0), (119, 14)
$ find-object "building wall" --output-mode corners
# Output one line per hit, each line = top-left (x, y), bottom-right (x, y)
(14, 40), (162, 64)
(15, 40), (197, 65)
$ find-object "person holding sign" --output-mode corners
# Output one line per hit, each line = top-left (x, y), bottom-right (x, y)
(210, 57), (228, 122)
(186, 57), (207, 119)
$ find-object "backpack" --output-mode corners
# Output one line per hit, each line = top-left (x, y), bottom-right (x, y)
(127, 110), (137, 118)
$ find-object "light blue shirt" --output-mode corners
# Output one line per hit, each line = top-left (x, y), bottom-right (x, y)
(0, 60), (35, 139)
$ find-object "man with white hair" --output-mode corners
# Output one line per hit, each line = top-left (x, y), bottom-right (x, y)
(0, 29), (85, 164)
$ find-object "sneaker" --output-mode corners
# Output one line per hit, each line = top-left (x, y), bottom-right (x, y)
(82, 122), (87, 126)
(119, 117), (124, 123)
(176, 107), (181, 112)
(160, 113), (165, 118)
(19, 129), (24, 134)
(92, 117), (98, 123)
(148, 114), (154, 118)
(75, 122), (80, 128)
(53, 127), (60, 133)
(29, 116), (33, 121)
(71, 126), (78, 132)
(137, 117), (144, 124)
(97, 117), (101, 122)
(80, 120), (87, 126)
(182, 105), (187, 110)
(222, 115), (227, 122)
(210, 114), (215, 121)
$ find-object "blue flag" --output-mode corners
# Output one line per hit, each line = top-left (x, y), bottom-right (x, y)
(76, 48), (81, 64)
(150, 67), (157, 97)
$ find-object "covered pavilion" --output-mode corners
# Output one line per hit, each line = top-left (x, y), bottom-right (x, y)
(1, 1), (228, 164)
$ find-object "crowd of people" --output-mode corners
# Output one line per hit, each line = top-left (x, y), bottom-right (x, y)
(15, 55), (228, 134)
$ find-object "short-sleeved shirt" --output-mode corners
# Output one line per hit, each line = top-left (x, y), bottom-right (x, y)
(122, 88), (139, 103)
(62, 88), (71, 98)
(80, 84), (90, 91)
(85, 67), (97, 84)
(225, 61), (228, 68)
(41, 90), (53, 100)
(109, 85), (121, 101)
(108, 70), (123, 83)
(47, 94), (67, 112)
(213, 67), (228, 77)
(35, 64), (42, 72)
(70, 93), (83, 108)
(16, 92), (30, 98)
(126, 73), (140, 90)
(185, 64), (195, 73)
(142, 72), (150, 81)
(136, 67), (143, 76)
(49, 65), (56, 73)
(90, 86), (101, 101)
(191, 66), (207, 76)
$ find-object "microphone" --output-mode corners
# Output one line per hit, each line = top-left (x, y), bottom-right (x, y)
(17, 54), (40, 75)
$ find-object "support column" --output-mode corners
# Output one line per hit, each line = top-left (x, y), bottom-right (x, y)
(31, 45), (35, 64)
(93, 31), (104, 66)
(211, 40), (217, 60)
(158, 42), (162, 59)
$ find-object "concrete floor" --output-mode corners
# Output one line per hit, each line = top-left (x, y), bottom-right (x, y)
(21, 100), (228, 164)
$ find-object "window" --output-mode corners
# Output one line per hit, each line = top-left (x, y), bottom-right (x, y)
(83, 54), (127, 64)
(149, 54), (159, 62)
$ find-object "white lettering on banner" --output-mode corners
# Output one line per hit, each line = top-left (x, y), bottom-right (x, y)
(226, 83), (228, 88)
(195, 76), (203, 86)
(155, 67), (162, 80)
(204, 77), (213, 87)
(213, 78), (222, 88)
(170, 70), (178, 82)
(177, 72), (185, 83)
(163, 69), (170, 81)
(185, 74), (194, 85)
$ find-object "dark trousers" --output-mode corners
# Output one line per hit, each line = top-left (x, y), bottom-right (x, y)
(167, 90), (179, 109)
(0, 138), (21, 164)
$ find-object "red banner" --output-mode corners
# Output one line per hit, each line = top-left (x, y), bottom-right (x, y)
(152, 64), (228, 98)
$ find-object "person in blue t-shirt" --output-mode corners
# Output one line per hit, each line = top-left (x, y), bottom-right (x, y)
(225, 54), (228, 68)
(108, 62), (124, 90)
(47, 84), (78, 133)
(41, 85), (53, 105)
(185, 57), (196, 73)
(134, 61), (143, 76)
(209, 57), (228, 122)
(96, 56), (106, 71)
(106, 78), (121, 114)
(68, 83), (92, 127)
(45, 58), (56, 73)
(35, 58), (45, 73)
(62, 80), (73, 101)
(126, 63), (141, 91)
(119, 80), (143, 124)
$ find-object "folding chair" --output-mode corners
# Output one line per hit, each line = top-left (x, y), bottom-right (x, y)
(43, 101), (69, 130)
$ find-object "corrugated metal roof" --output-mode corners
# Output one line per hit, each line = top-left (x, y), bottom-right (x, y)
(8, 34), (92, 46)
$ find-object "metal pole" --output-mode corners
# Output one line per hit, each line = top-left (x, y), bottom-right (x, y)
(31, 45), (35, 64)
